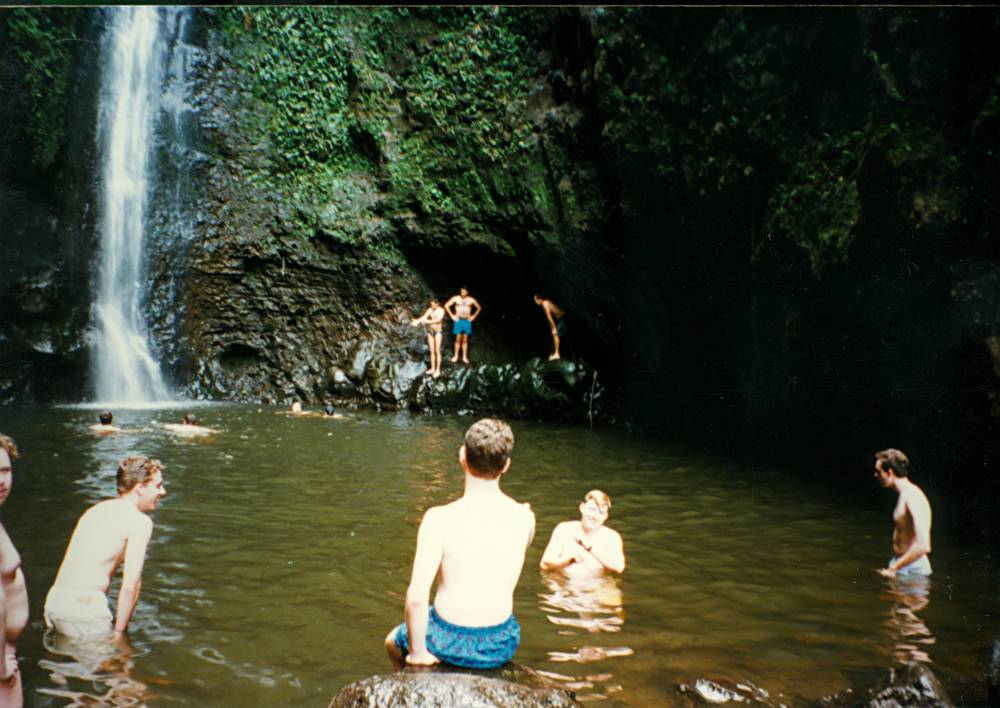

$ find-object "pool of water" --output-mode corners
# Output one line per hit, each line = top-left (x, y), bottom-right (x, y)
(0, 405), (995, 705)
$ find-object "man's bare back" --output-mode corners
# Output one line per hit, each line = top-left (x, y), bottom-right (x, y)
(892, 484), (931, 557)
(52, 499), (152, 595)
(386, 418), (534, 670)
(430, 494), (534, 626)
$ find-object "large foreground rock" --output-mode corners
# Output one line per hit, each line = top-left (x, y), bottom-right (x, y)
(329, 671), (580, 707)
(819, 662), (952, 707)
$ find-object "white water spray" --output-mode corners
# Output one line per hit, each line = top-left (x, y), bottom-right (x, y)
(92, 7), (176, 404)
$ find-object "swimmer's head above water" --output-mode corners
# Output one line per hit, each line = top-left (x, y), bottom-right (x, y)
(99, 411), (113, 425)
(183, 413), (197, 425)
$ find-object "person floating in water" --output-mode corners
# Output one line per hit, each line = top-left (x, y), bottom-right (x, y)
(44, 456), (166, 642)
(873, 448), (932, 578)
(540, 490), (626, 575)
(534, 294), (566, 361)
(162, 414), (217, 437)
(90, 411), (122, 435)
(444, 287), (481, 365)
(385, 418), (535, 669)
(0, 434), (28, 708)
(411, 298), (446, 378)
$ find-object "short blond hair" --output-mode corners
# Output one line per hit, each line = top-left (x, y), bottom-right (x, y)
(584, 489), (611, 512)
(0, 434), (19, 461)
(117, 456), (163, 494)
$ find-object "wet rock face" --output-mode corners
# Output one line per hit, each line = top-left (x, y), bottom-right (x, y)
(329, 671), (580, 708)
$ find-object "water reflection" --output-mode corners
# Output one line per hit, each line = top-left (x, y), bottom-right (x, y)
(881, 575), (936, 665)
(538, 571), (633, 701)
(38, 631), (156, 706)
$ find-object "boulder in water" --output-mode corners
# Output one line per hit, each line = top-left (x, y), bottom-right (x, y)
(329, 668), (580, 707)
(819, 661), (952, 707)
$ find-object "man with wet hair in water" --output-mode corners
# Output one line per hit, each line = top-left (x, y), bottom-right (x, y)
(0, 434), (28, 707)
(90, 411), (122, 435)
(540, 489), (626, 575)
(385, 418), (535, 669)
(873, 448), (933, 578)
(45, 455), (166, 640)
(444, 287), (482, 365)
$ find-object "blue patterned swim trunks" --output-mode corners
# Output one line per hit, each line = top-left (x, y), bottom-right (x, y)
(393, 607), (520, 669)
(453, 319), (472, 336)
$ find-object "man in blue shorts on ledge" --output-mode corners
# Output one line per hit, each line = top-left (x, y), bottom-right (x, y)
(385, 418), (535, 669)
(444, 287), (481, 365)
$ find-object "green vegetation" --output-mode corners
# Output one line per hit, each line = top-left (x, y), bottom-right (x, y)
(2, 9), (79, 169)
(217, 7), (547, 257)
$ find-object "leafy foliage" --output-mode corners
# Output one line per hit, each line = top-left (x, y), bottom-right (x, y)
(3, 9), (79, 169)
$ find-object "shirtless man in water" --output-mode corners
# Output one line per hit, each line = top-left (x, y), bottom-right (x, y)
(444, 287), (481, 365)
(411, 298), (446, 378)
(45, 456), (166, 640)
(0, 434), (29, 707)
(385, 418), (535, 669)
(163, 413), (217, 437)
(90, 411), (122, 435)
(540, 489), (626, 575)
(873, 448), (932, 577)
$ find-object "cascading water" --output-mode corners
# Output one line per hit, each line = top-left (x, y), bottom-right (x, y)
(91, 7), (184, 404)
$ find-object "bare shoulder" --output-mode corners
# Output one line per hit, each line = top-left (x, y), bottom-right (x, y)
(602, 526), (624, 544)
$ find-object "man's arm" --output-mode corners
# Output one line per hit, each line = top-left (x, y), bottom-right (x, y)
(581, 530), (626, 573)
(114, 515), (153, 635)
(443, 296), (459, 321)
(542, 303), (558, 332)
(405, 509), (444, 665)
(411, 307), (432, 327)
(540, 524), (581, 570)
(469, 298), (482, 321)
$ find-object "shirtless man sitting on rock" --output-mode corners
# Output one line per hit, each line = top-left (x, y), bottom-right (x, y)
(44, 456), (166, 642)
(540, 489), (626, 576)
(385, 418), (535, 669)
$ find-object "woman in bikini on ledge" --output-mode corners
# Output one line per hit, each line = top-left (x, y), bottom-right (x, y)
(411, 298), (446, 378)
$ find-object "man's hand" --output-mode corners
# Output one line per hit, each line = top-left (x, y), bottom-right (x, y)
(876, 566), (896, 578)
(405, 649), (440, 666)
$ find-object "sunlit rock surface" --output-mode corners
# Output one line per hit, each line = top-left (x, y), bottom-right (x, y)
(329, 669), (580, 708)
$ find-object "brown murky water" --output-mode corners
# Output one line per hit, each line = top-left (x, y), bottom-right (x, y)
(0, 405), (995, 706)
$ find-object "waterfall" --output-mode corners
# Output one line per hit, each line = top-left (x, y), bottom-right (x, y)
(92, 7), (184, 404)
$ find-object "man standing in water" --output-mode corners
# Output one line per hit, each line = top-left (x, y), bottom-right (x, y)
(385, 418), (535, 669)
(534, 294), (566, 361)
(540, 489), (626, 575)
(873, 448), (932, 577)
(45, 456), (166, 640)
(0, 434), (29, 707)
(445, 287), (482, 365)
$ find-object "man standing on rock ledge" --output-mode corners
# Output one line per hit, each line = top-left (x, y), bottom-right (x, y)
(873, 448), (932, 578)
(385, 418), (535, 669)
(445, 287), (481, 365)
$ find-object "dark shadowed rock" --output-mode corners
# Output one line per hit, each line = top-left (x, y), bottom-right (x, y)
(818, 662), (952, 707)
(329, 670), (580, 707)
